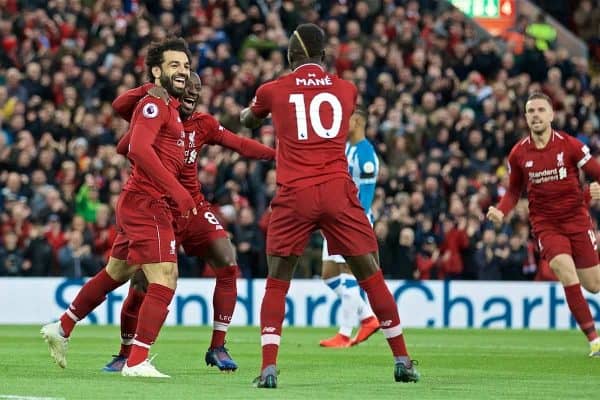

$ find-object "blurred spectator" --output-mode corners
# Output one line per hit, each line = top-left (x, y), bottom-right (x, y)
(57, 230), (101, 278)
(474, 228), (502, 280)
(416, 235), (441, 280)
(0, 231), (26, 276)
(232, 207), (264, 279)
(23, 223), (53, 276)
(384, 226), (417, 280)
(526, 14), (557, 51)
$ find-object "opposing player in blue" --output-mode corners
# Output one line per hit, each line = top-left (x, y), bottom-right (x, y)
(320, 108), (380, 348)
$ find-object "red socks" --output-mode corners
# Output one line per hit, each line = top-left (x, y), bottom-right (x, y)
(260, 277), (290, 369)
(359, 270), (408, 357)
(127, 283), (174, 367)
(210, 266), (238, 348)
(59, 268), (123, 337)
(564, 283), (599, 342)
(119, 286), (146, 357)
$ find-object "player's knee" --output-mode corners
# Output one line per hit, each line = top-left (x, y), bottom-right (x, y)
(143, 262), (178, 289)
(106, 257), (136, 282)
(213, 252), (237, 268)
(582, 276), (600, 294)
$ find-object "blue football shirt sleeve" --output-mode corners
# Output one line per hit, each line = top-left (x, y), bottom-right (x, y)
(356, 143), (378, 211)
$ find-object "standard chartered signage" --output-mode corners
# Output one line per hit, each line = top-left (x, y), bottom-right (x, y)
(0, 278), (598, 329)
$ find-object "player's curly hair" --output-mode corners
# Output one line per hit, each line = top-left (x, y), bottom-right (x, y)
(145, 37), (192, 81)
(288, 23), (326, 65)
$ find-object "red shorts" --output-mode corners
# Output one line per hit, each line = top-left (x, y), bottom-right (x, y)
(110, 232), (129, 261)
(267, 178), (377, 257)
(115, 191), (177, 265)
(174, 202), (229, 257)
(537, 228), (599, 269)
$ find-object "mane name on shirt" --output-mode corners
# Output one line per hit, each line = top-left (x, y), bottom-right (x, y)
(295, 76), (332, 86)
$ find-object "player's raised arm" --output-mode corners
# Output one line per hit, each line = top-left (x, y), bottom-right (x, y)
(128, 98), (196, 215)
(207, 117), (275, 160)
(356, 146), (378, 212)
(488, 151), (524, 225)
(115, 132), (130, 156)
(241, 84), (272, 129)
(575, 141), (600, 181)
(112, 83), (156, 121)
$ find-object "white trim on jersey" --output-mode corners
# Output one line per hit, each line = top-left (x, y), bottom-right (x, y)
(577, 153), (592, 169)
(293, 63), (324, 72)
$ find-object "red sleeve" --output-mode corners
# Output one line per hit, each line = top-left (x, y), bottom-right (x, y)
(112, 83), (154, 122)
(567, 135), (600, 180)
(116, 131), (131, 155)
(250, 83), (272, 119)
(201, 116), (275, 160)
(497, 149), (525, 215)
(128, 98), (194, 213)
(583, 185), (592, 207)
(581, 157), (600, 181)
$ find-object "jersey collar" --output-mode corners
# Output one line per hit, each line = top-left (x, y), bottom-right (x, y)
(293, 63), (325, 73)
(169, 96), (181, 108)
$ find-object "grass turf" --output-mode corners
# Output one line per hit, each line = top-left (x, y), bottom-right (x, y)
(0, 325), (597, 399)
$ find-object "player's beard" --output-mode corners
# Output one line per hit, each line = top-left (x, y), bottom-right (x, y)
(160, 72), (186, 97)
(529, 120), (548, 136)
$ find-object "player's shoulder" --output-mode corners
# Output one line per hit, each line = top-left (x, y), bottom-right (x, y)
(189, 112), (222, 131)
(511, 135), (531, 153)
(257, 77), (283, 92)
(136, 95), (170, 120)
(357, 138), (376, 154)
(555, 130), (581, 146)
(506, 135), (530, 163)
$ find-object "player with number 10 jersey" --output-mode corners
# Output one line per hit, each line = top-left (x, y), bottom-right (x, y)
(242, 23), (418, 388)
(251, 62), (356, 189)
(249, 49), (375, 257)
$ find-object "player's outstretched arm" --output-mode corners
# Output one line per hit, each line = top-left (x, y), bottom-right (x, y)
(241, 84), (272, 129)
(219, 130), (275, 160)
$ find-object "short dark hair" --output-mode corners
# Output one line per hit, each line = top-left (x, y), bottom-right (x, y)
(353, 105), (368, 119)
(289, 23), (325, 64)
(145, 37), (192, 81)
(526, 92), (552, 106)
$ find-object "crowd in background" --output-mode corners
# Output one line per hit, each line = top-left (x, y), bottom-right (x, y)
(1, 0), (599, 281)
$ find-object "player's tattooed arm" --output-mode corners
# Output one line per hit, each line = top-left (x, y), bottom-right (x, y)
(240, 107), (264, 129)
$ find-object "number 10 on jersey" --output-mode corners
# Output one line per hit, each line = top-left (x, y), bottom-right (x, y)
(289, 93), (343, 140)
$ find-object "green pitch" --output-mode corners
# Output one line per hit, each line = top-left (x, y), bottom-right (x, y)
(0, 325), (597, 399)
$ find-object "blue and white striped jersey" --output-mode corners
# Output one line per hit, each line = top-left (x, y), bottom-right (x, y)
(345, 138), (379, 223)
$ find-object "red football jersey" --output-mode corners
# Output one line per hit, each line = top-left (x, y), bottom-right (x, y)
(179, 113), (275, 204)
(123, 95), (191, 211)
(251, 63), (357, 188)
(498, 131), (593, 233)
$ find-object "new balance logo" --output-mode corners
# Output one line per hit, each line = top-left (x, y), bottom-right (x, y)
(525, 161), (533, 168)
(380, 320), (393, 327)
(262, 327), (276, 333)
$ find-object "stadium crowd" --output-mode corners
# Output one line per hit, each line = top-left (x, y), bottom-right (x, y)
(1, 0), (599, 281)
